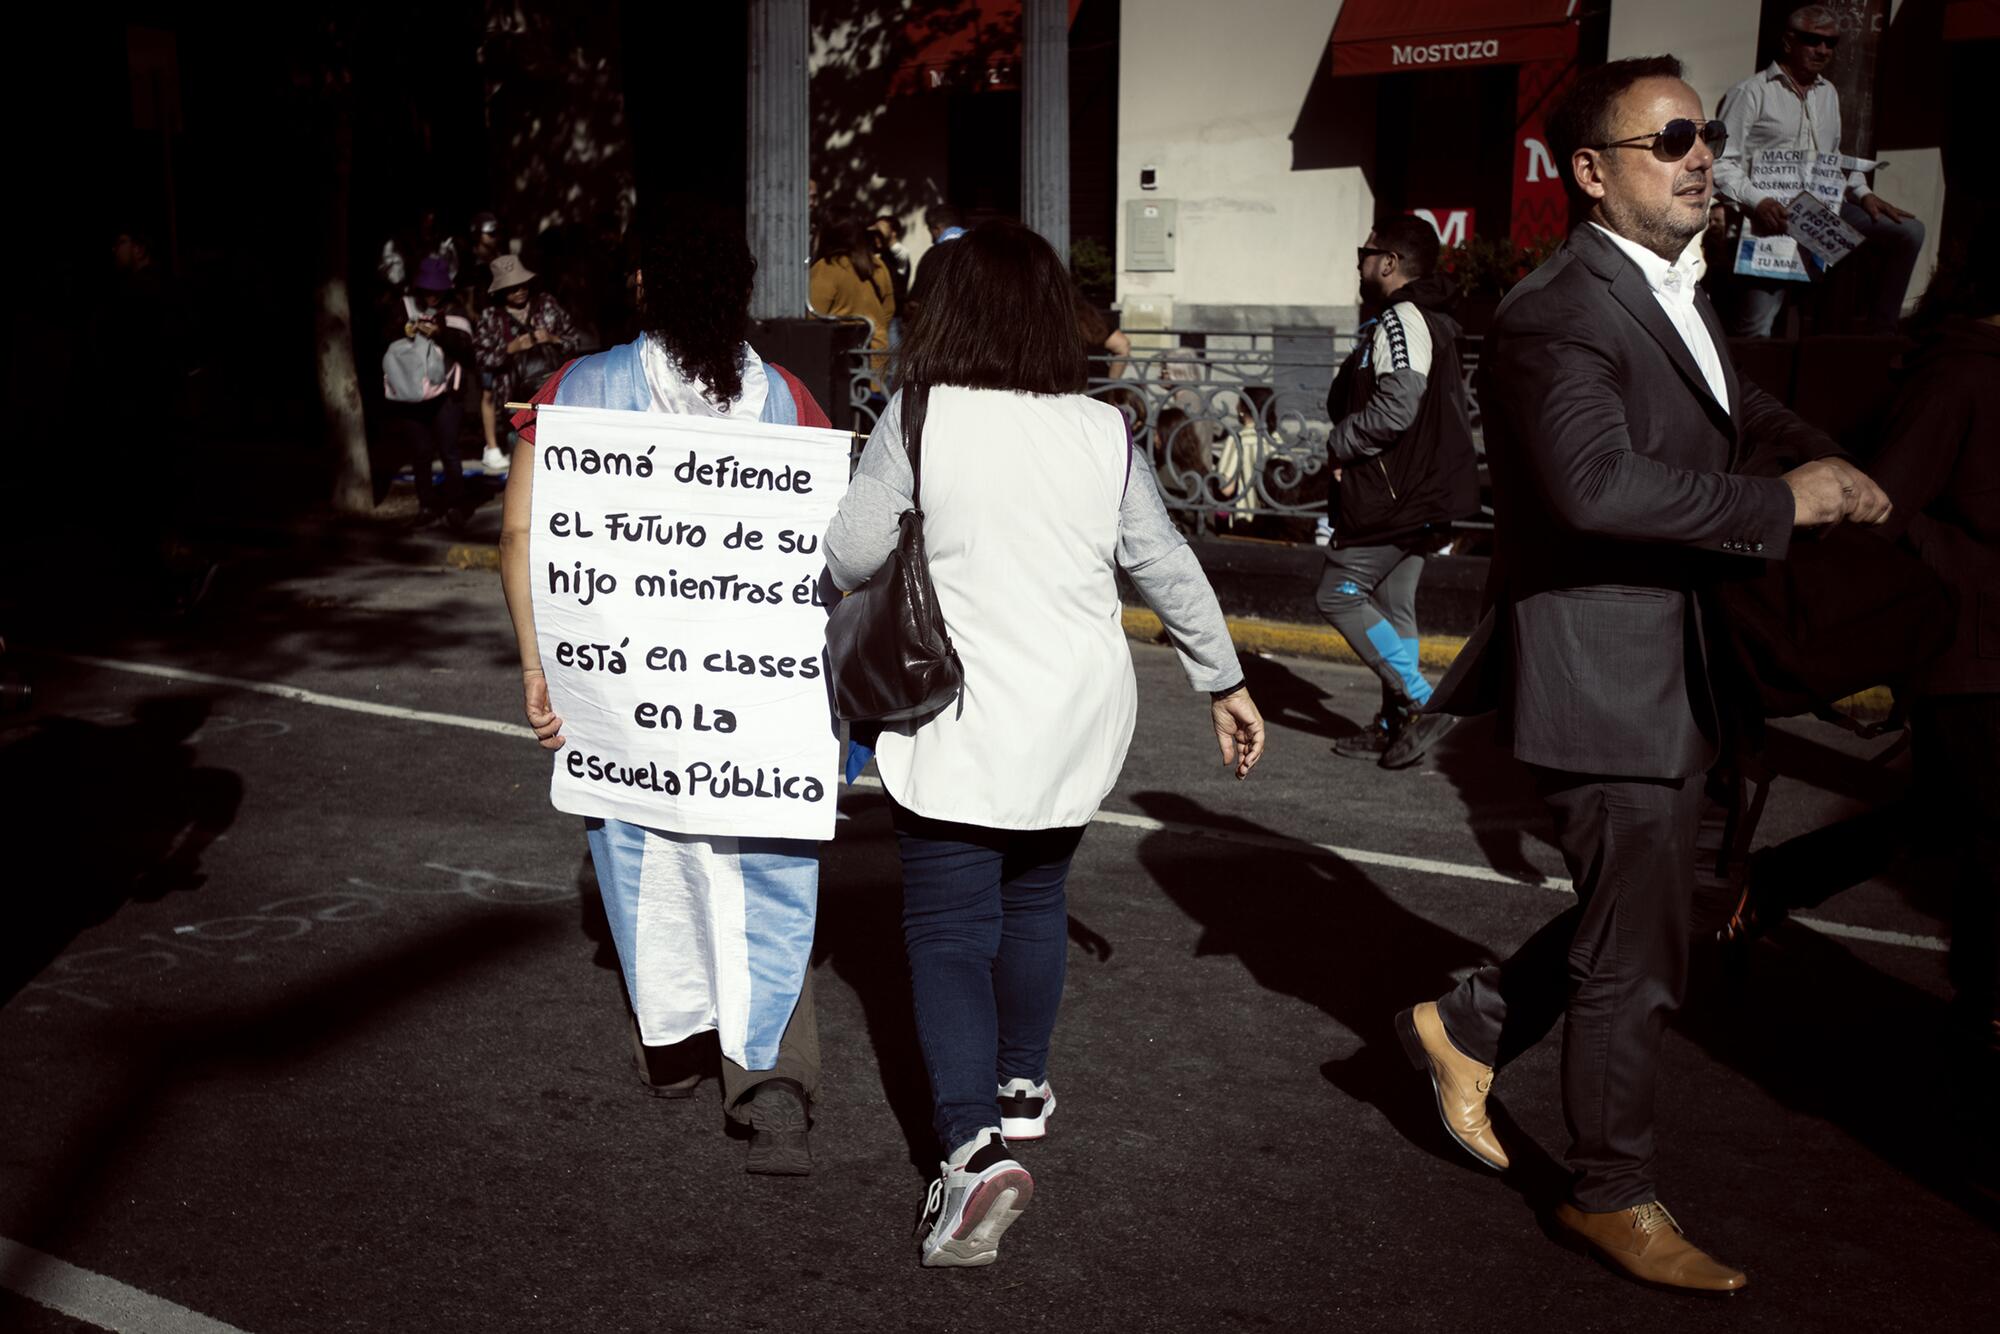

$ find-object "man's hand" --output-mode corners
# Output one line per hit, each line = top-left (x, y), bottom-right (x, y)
(1212, 689), (1266, 780)
(1861, 194), (1914, 224)
(1825, 458), (1893, 524)
(508, 333), (536, 355)
(1783, 458), (1893, 527)
(1751, 198), (1791, 236)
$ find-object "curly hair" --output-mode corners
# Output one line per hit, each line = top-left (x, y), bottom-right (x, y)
(634, 198), (755, 406)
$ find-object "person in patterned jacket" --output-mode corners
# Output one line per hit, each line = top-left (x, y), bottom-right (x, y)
(1317, 214), (1480, 770)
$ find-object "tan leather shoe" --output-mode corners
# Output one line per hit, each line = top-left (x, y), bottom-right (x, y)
(1394, 1001), (1508, 1170)
(1555, 1200), (1748, 1294)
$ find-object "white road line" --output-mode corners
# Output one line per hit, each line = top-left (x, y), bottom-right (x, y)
(0, 1236), (251, 1334)
(62, 655), (530, 739)
(63, 655), (1950, 955)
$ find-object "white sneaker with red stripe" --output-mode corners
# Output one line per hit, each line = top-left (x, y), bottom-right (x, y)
(915, 1128), (1035, 1268)
(997, 1077), (1056, 1140)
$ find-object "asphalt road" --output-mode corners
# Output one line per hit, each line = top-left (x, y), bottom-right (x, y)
(1, 549), (1992, 1332)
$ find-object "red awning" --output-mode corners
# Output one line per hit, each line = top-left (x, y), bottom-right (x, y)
(1945, 0), (2000, 41)
(1330, 0), (1579, 77)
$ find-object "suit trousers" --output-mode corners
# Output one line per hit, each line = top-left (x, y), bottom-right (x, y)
(1435, 767), (1702, 1211)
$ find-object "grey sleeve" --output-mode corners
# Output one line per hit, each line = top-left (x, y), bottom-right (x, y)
(1329, 308), (1430, 463)
(1116, 460), (1243, 692)
(823, 393), (913, 591)
(1329, 371), (1425, 462)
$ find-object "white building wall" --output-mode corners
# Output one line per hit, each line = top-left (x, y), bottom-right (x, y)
(1605, 0), (1764, 118)
(1110, 0), (1940, 329)
(1117, 0), (1370, 332)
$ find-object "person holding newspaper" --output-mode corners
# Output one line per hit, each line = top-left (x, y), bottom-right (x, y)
(1715, 5), (1925, 335)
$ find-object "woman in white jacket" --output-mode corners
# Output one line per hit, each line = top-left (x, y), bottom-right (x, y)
(824, 221), (1266, 1267)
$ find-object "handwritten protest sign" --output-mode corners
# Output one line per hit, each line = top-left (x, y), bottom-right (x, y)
(1734, 149), (1851, 282)
(529, 405), (853, 841)
(1785, 189), (1865, 267)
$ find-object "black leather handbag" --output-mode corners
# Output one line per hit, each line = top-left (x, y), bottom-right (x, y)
(824, 383), (964, 723)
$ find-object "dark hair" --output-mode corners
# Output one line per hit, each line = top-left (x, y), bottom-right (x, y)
(874, 214), (904, 240)
(1547, 55), (1686, 211)
(634, 198), (755, 406)
(1371, 214), (1441, 278)
(814, 218), (876, 271)
(895, 220), (1086, 395)
(925, 203), (965, 234)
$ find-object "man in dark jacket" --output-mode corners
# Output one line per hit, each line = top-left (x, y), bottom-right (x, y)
(1316, 215), (1480, 769)
(1399, 56), (1890, 1291)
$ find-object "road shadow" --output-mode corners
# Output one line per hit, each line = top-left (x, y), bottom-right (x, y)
(1680, 923), (2000, 1227)
(1239, 651), (1362, 744)
(1428, 712), (1561, 884)
(2, 912), (557, 1253)
(1126, 789), (1570, 1197)
(815, 790), (936, 1173)
(815, 788), (1118, 1174)
(0, 695), (242, 1008)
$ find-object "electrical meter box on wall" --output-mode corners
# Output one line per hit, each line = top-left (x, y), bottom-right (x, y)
(1125, 199), (1177, 272)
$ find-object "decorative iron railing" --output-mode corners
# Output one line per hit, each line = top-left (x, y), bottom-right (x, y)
(845, 328), (1488, 545)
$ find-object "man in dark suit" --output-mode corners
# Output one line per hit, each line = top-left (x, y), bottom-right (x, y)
(1392, 56), (1891, 1293)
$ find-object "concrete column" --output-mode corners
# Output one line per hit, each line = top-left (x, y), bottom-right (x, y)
(747, 0), (809, 319)
(1021, 0), (1070, 260)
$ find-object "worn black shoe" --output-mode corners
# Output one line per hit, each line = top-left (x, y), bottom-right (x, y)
(1333, 711), (1400, 759)
(1381, 710), (1457, 769)
(629, 1016), (702, 1099)
(743, 1077), (812, 1176)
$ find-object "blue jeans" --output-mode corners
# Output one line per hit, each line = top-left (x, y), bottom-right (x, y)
(1729, 202), (1927, 336)
(892, 799), (1086, 1155)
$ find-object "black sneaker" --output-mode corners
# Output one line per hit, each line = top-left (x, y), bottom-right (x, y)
(1381, 710), (1457, 770)
(997, 1077), (1056, 1140)
(1333, 711), (1400, 759)
(915, 1128), (1034, 1268)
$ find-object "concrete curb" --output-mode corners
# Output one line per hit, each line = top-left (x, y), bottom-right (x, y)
(438, 540), (1894, 723)
(446, 543), (503, 571)
(1116, 607), (1896, 721)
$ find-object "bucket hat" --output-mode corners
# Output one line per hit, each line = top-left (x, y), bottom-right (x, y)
(488, 254), (537, 293)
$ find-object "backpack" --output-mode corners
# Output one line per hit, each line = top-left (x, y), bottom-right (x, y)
(382, 298), (464, 403)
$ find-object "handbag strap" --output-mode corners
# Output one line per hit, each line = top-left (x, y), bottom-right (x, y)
(901, 382), (929, 510)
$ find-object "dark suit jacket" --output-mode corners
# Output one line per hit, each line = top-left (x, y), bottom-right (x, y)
(1434, 223), (1840, 779)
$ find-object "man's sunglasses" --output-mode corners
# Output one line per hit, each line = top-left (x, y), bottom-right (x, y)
(1789, 30), (1840, 49)
(1357, 246), (1397, 264)
(1594, 118), (1728, 160)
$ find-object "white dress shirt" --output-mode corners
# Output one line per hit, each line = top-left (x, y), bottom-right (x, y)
(1714, 62), (1875, 207)
(1589, 223), (1731, 414)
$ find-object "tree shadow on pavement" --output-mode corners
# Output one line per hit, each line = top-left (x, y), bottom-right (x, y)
(2, 913), (558, 1254)
(1126, 789), (1570, 1199)
(0, 695), (242, 1008)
